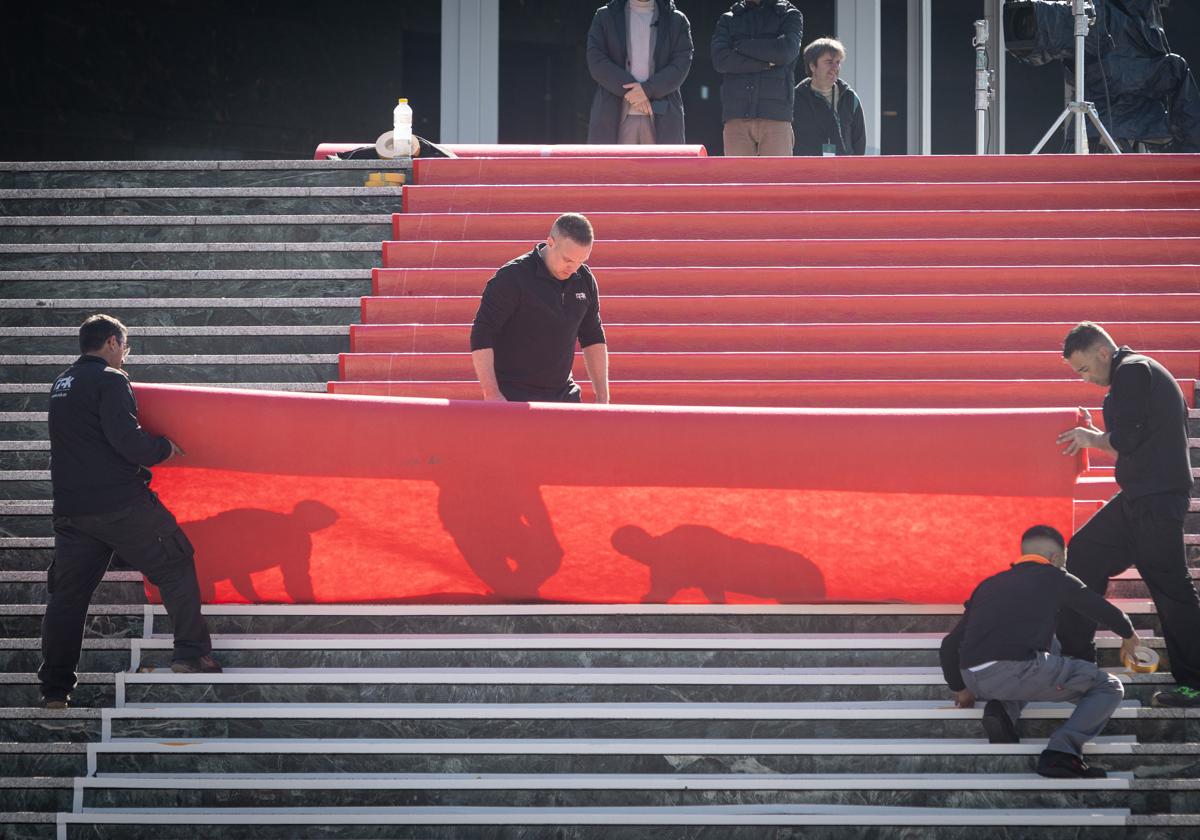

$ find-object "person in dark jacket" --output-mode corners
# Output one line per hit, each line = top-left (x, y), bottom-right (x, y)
(940, 525), (1139, 779)
(1056, 321), (1200, 708)
(711, 0), (804, 156)
(40, 315), (219, 709)
(794, 37), (866, 156)
(586, 0), (694, 145)
(470, 214), (609, 404)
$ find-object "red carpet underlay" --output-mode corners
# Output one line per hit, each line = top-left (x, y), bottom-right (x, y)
(411, 152), (1200, 186)
(372, 266), (1200, 296)
(350, 323), (1199, 354)
(136, 384), (1080, 604)
(402, 181), (1200, 212)
(327, 379), (1196, 411)
(392, 209), (1200, 241)
(380, 238), (1200, 268)
(360, 293), (1195, 325)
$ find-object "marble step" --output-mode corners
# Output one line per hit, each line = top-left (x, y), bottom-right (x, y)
(0, 633), (1162, 676)
(0, 600), (1170, 642)
(0, 707), (103, 742)
(84, 734), (1180, 779)
(0, 328), (348, 360)
(0, 269), (372, 300)
(0, 571), (146, 604)
(97, 699), (1193, 744)
(0, 742), (89, 777)
(113, 666), (1173, 708)
(72, 771), (1192, 815)
(0, 241), (381, 270)
(126, 630), (1165, 673)
(47, 804), (1153, 840)
(0, 672), (116, 708)
(0, 186), (403, 217)
(0, 297), (359, 327)
(0, 160), (410, 190)
(0, 215), (391, 244)
(0, 355), (339, 385)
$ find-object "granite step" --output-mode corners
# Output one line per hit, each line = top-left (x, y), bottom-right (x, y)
(0, 269), (372, 300)
(0, 187), (402, 217)
(0, 776), (73, 813)
(0, 601), (1169, 638)
(0, 444), (49, 470)
(84, 734), (1179, 778)
(0, 707), (102, 742)
(3, 332), (345, 365)
(0, 742), (89, 777)
(45, 804), (1157, 840)
(98, 699), (1192, 744)
(0, 673), (116, 707)
(0, 215), (392, 244)
(114, 666), (1173, 708)
(0, 381), (326, 413)
(71, 771), (1185, 813)
(126, 632), (1164, 672)
(0, 571), (146, 604)
(0, 298), (359, 327)
(0, 242), (381, 270)
(0, 160), (410, 190)
(0, 355), (340, 385)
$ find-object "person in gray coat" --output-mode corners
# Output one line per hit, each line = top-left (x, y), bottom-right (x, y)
(586, 0), (694, 145)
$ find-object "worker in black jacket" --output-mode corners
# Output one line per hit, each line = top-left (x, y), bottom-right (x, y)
(40, 315), (219, 709)
(940, 525), (1139, 779)
(793, 37), (866, 156)
(470, 213), (609, 403)
(1056, 321), (1200, 708)
(711, 0), (804, 156)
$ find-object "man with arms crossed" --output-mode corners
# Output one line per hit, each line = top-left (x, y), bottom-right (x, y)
(1056, 321), (1200, 708)
(41, 315), (219, 709)
(470, 213), (610, 404)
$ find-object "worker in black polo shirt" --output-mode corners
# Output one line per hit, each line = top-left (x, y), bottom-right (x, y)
(1056, 321), (1200, 708)
(40, 315), (219, 709)
(470, 213), (609, 404)
(940, 525), (1139, 779)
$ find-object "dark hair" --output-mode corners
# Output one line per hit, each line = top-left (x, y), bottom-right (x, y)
(1020, 524), (1065, 551)
(803, 37), (846, 73)
(551, 213), (594, 246)
(79, 314), (126, 353)
(1062, 321), (1115, 359)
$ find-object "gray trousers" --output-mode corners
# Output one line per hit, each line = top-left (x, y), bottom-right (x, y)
(961, 648), (1124, 757)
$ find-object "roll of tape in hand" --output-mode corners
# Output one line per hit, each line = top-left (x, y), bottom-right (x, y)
(1124, 646), (1160, 673)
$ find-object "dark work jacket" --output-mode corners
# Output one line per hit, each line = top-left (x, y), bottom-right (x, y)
(587, 0), (694, 145)
(1104, 346), (1194, 500)
(711, 0), (804, 123)
(793, 78), (866, 155)
(48, 355), (172, 516)
(470, 245), (606, 401)
(939, 560), (1135, 691)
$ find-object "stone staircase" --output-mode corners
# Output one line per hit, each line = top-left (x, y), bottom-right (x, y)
(2, 157), (1199, 837)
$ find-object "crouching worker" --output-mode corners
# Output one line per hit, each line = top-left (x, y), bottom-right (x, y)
(939, 524), (1139, 778)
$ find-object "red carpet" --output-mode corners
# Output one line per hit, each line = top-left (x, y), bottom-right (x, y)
(137, 384), (1080, 604)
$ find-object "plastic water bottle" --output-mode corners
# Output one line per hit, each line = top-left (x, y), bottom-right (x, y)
(393, 98), (413, 158)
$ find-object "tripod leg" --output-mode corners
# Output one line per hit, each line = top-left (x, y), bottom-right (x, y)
(1033, 108), (1073, 154)
(1086, 105), (1123, 154)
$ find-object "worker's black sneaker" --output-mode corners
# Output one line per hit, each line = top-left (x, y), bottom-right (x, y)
(1152, 686), (1200, 707)
(1037, 749), (1107, 779)
(40, 694), (70, 710)
(170, 654), (223, 674)
(981, 699), (1020, 744)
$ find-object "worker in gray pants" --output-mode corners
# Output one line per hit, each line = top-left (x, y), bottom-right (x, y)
(940, 525), (1140, 778)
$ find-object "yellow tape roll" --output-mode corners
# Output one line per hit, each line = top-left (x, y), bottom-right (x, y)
(1123, 646), (1160, 673)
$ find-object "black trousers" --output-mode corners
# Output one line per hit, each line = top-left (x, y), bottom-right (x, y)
(499, 382), (582, 403)
(39, 492), (212, 698)
(1058, 491), (1200, 689)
